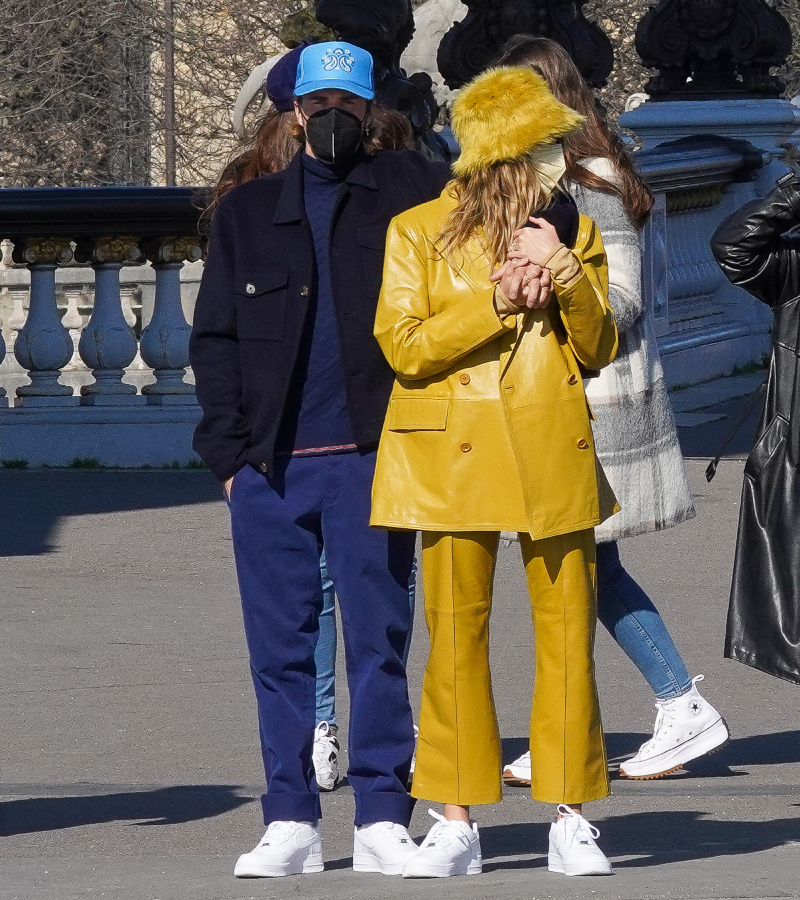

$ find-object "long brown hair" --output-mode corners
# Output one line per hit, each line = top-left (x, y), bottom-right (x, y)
(497, 35), (653, 227)
(438, 154), (552, 266)
(209, 102), (414, 212)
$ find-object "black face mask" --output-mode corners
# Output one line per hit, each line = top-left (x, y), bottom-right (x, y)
(304, 108), (364, 165)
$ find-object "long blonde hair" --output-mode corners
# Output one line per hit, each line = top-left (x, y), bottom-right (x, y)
(438, 151), (553, 265)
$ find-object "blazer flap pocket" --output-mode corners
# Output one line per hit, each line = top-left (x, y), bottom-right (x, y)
(358, 225), (387, 250)
(387, 397), (449, 431)
(234, 267), (289, 297)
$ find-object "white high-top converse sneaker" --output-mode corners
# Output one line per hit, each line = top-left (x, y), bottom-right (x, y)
(502, 750), (532, 786)
(312, 721), (341, 791)
(620, 675), (729, 779)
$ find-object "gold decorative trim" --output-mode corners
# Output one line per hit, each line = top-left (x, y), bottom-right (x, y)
(12, 237), (74, 266)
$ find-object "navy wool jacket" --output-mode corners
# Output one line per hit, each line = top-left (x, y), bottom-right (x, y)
(190, 149), (451, 481)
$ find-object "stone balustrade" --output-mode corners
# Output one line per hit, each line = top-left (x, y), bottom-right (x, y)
(0, 188), (207, 466)
(0, 138), (786, 465)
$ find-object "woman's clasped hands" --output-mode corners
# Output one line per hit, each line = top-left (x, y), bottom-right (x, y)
(490, 216), (562, 309)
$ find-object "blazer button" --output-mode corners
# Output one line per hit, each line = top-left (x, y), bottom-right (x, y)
(576, 438), (589, 449)
(259, 462), (269, 473)
(568, 373), (578, 385)
(300, 285), (310, 297)
(460, 442), (472, 453)
(245, 283), (256, 295)
(459, 373), (470, 385)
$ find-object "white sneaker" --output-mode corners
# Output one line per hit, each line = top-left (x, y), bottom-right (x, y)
(353, 821), (418, 874)
(502, 750), (532, 786)
(548, 805), (613, 876)
(620, 675), (729, 779)
(402, 809), (482, 878)
(234, 821), (323, 877)
(312, 721), (341, 791)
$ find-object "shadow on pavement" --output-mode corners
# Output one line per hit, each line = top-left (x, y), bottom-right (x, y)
(0, 785), (253, 836)
(477, 809), (800, 870)
(503, 730), (800, 778)
(0, 471), (222, 556)
(677, 385), (764, 459)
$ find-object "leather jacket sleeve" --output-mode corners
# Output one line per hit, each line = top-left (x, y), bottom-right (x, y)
(548, 216), (618, 371)
(711, 174), (800, 308)
(374, 217), (518, 381)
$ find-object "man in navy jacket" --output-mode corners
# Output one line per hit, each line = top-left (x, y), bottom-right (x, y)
(190, 41), (449, 878)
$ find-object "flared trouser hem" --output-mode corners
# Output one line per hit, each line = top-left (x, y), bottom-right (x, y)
(412, 529), (609, 807)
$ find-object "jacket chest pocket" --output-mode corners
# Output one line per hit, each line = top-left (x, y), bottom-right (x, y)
(234, 267), (288, 341)
(358, 225), (387, 296)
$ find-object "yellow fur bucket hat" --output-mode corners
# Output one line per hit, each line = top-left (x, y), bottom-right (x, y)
(451, 66), (584, 177)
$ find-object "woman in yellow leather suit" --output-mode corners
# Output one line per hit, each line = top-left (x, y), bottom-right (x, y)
(370, 66), (619, 878)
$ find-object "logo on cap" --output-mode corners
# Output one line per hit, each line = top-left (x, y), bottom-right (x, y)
(323, 47), (355, 73)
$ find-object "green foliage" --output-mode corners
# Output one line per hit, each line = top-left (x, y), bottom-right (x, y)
(1, 458), (29, 469)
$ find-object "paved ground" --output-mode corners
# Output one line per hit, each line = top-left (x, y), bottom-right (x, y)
(3, 395), (800, 899)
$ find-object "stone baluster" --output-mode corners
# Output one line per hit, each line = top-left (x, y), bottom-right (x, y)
(0, 302), (6, 402)
(138, 236), (201, 402)
(75, 236), (143, 403)
(11, 238), (76, 404)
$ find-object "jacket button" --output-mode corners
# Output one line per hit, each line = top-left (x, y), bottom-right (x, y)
(459, 373), (470, 385)
(300, 286), (310, 297)
(259, 462), (268, 473)
(460, 442), (472, 453)
(568, 373), (578, 385)
(245, 283), (256, 295)
(576, 438), (589, 449)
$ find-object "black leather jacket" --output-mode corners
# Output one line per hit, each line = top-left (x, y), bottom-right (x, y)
(711, 172), (800, 684)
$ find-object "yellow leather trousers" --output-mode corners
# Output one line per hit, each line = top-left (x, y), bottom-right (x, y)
(412, 528), (609, 807)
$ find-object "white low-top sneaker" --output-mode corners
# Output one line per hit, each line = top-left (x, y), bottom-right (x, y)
(548, 805), (613, 876)
(402, 809), (482, 878)
(353, 821), (418, 874)
(620, 675), (729, 779)
(502, 749), (532, 786)
(234, 821), (323, 877)
(312, 721), (341, 791)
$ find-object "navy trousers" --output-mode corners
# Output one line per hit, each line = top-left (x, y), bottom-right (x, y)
(228, 450), (416, 827)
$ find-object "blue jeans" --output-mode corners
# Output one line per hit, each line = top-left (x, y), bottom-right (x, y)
(315, 551), (416, 727)
(596, 541), (692, 700)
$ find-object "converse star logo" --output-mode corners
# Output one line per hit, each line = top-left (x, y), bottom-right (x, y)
(690, 700), (701, 714)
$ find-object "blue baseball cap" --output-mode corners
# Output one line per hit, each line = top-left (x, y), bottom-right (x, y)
(294, 41), (374, 101)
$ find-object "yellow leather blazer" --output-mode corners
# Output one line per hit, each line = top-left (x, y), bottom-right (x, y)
(370, 187), (620, 538)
